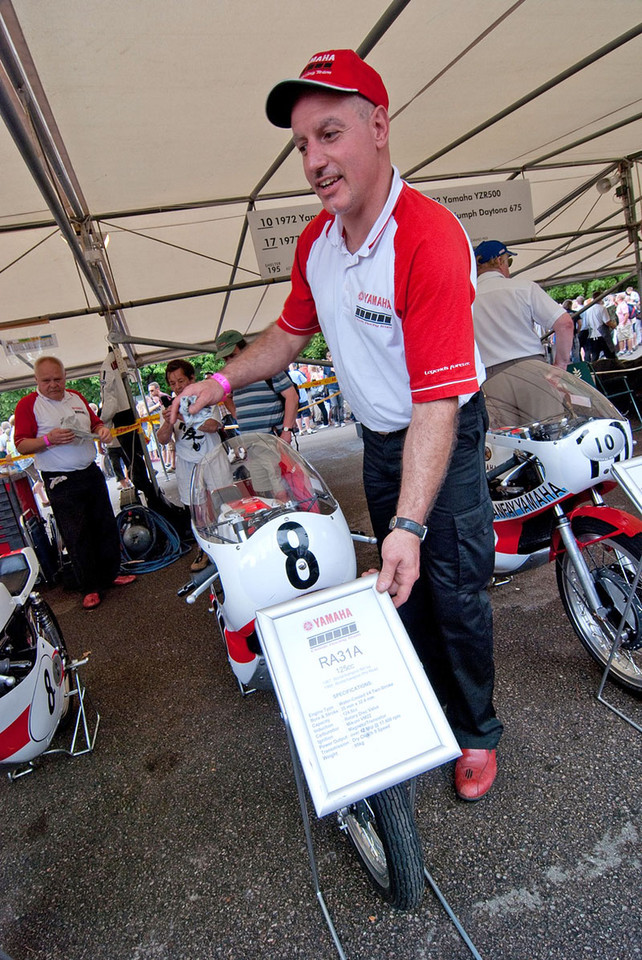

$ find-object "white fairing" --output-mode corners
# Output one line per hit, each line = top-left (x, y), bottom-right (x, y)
(0, 635), (65, 764)
(196, 509), (356, 632)
(190, 433), (357, 633)
(484, 361), (632, 515)
(0, 548), (65, 765)
(483, 361), (634, 574)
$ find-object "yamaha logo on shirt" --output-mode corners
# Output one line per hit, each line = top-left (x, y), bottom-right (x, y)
(355, 291), (392, 328)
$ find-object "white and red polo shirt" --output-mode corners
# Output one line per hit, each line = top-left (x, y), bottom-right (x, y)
(14, 389), (102, 472)
(277, 168), (483, 433)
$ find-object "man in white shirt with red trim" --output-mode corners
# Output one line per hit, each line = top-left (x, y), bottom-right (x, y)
(14, 356), (135, 610)
(176, 50), (502, 800)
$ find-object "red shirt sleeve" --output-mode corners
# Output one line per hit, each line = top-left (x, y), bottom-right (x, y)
(394, 190), (478, 402)
(276, 216), (328, 337)
(13, 393), (38, 446)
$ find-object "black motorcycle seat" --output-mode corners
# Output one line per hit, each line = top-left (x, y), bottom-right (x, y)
(0, 553), (31, 597)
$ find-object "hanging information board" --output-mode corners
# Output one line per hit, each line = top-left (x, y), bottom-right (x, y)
(255, 574), (460, 817)
(248, 180), (533, 280)
(426, 179), (534, 244)
(247, 203), (321, 280)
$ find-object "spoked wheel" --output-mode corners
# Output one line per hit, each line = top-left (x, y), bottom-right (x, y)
(338, 783), (425, 910)
(556, 517), (642, 693)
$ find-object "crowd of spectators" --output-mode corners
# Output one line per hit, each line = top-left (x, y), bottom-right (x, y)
(288, 360), (349, 431)
(570, 286), (639, 363)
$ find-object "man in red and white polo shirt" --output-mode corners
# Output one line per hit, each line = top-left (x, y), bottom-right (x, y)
(14, 356), (135, 610)
(175, 50), (502, 800)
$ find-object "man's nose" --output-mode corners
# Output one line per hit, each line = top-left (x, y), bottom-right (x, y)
(304, 140), (326, 174)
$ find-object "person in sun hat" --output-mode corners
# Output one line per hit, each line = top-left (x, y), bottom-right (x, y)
(472, 239), (573, 377)
(173, 49), (502, 801)
(213, 330), (300, 440)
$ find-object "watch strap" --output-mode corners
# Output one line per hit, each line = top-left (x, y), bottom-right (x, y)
(389, 515), (427, 541)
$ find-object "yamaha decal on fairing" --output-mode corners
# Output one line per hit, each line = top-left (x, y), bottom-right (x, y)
(492, 481), (569, 519)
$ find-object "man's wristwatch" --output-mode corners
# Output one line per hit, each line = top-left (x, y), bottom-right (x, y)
(388, 516), (428, 541)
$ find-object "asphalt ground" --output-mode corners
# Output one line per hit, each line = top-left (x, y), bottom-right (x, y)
(1, 422), (641, 960)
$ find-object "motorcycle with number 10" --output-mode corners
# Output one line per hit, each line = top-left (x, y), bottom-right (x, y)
(484, 359), (642, 693)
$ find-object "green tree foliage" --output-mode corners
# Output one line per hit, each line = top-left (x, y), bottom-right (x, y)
(137, 353), (222, 394)
(545, 274), (633, 303)
(300, 332), (329, 361)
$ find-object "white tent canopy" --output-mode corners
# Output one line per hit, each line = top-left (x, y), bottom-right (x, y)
(1, 0), (641, 388)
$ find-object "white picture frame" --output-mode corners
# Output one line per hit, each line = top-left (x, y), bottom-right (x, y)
(255, 574), (461, 817)
(612, 456), (642, 515)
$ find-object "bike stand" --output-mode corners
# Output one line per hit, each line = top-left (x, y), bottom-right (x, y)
(9, 656), (101, 780)
(595, 554), (642, 736)
(46, 655), (101, 758)
(283, 719), (484, 960)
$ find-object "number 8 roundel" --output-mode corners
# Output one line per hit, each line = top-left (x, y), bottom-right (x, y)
(277, 521), (320, 590)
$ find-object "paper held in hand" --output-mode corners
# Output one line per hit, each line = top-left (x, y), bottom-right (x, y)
(256, 573), (461, 817)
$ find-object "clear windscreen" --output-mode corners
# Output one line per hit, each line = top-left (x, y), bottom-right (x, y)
(190, 432), (338, 544)
(483, 359), (625, 441)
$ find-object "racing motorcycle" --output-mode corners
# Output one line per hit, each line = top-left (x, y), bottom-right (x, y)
(0, 546), (98, 777)
(180, 432), (426, 910)
(483, 359), (642, 693)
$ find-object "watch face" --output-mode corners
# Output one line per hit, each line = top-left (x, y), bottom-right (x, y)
(389, 516), (426, 539)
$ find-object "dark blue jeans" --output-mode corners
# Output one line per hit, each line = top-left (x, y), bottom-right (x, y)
(362, 392), (503, 749)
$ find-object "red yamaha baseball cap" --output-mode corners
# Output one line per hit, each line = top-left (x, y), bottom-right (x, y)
(266, 49), (389, 128)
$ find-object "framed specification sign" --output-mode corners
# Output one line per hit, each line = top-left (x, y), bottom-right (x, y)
(247, 203), (321, 280)
(426, 179), (534, 244)
(256, 574), (460, 817)
(612, 456), (642, 515)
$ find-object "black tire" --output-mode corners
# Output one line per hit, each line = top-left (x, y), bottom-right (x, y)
(340, 783), (425, 910)
(556, 517), (642, 694)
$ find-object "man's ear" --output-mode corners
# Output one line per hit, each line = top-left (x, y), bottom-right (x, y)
(371, 104), (390, 149)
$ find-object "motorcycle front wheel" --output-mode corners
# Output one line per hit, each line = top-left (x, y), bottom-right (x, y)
(556, 517), (642, 693)
(339, 783), (425, 910)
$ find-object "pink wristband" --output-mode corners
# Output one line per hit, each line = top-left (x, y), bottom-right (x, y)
(211, 372), (231, 398)
(43, 434), (51, 447)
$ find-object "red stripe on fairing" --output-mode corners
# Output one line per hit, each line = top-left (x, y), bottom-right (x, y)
(0, 705), (30, 761)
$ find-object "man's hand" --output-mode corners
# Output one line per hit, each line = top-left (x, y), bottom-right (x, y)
(94, 425), (112, 444)
(47, 427), (76, 445)
(375, 529), (421, 608)
(169, 378), (223, 424)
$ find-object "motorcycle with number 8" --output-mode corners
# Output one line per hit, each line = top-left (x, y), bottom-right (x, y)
(0, 547), (75, 774)
(179, 432), (426, 910)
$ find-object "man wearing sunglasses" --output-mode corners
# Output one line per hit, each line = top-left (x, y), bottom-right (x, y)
(472, 240), (573, 379)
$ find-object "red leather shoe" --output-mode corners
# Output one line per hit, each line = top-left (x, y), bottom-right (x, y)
(113, 574), (136, 586)
(82, 592), (101, 610)
(455, 748), (497, 801)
